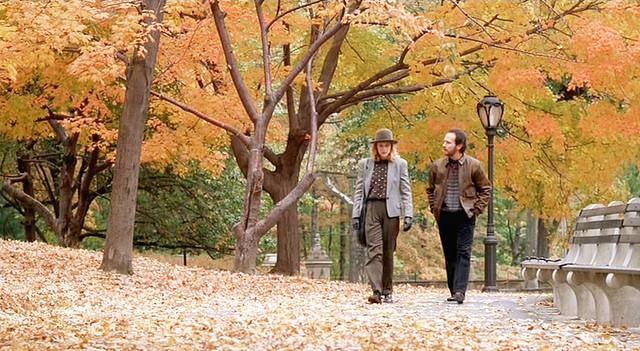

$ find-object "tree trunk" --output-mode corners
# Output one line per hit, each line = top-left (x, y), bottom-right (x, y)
(274, 203), (301, 275)
(233, 225), (258, 273)
(347, 176), (366, 283)
(536, 218), (549, 258)
(311, 187), (319, 238)
(349, 228), (366, 283)
(339, 201), (347, 280)
(526, 210), (538, 257)
(263, 131), (306, 275)
(62, 219), (84, 248)
(101, 0), (166, 274)
(327, 226), (333, 259)
(16, 157), (36, 242)
(511, 224), (521, 265)
(57, 132), (79, 247)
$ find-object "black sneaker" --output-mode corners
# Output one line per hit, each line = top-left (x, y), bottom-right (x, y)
(367, 291), (382, 304)
(446, 295), (456, 302)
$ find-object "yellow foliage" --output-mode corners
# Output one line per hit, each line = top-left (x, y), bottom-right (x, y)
(1, 0), (233, 178)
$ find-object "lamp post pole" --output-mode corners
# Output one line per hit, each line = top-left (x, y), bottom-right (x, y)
(483, 127), (498, 292)
(476, 95), (503, 293)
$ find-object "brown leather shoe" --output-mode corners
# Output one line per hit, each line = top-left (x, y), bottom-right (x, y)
(454, 292), (465, 304)
(367, 291), (382, 304)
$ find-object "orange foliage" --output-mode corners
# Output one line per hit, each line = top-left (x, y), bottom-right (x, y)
(0, 0), (234, 176)
(347, 1), (640, 221)
(525, 112), (565, 146)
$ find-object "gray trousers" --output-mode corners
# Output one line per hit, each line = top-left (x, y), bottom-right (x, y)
(364, 200), (400, 294)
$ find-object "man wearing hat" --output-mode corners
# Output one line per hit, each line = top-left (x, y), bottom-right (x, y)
(352, 128), (413, 304)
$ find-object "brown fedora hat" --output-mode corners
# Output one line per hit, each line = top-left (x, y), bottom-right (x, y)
(370, 128), (398, 144)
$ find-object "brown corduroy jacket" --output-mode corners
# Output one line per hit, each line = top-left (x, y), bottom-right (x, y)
(426, 155), (491, 221)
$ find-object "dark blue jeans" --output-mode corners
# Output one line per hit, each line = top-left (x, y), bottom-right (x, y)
(437, 210), (476, 295)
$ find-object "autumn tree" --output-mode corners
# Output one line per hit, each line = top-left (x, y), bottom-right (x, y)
(100, 0), (168, 274)
(0, 1), (230, 254)
(387, 0), (640, 227)
(0, 1), (127, 247)
(153, 0), (436, 274)
(152, 0), (624, 274)
(5, 0), (633, 276)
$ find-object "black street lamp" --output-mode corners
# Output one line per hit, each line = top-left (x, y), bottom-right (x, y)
(476, 95), (504, 293)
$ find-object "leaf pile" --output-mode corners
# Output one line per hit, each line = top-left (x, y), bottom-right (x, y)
(1, 240), (639, 350)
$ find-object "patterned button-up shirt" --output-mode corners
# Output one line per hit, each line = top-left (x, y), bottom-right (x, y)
(442, 157), (463, 212)
(368, 161), (388, 200)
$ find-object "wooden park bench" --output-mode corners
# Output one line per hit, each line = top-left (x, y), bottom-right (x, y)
(521, 198), (640, 327)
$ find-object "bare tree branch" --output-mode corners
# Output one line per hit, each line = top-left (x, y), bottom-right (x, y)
(318, 63), (407, 116)
(246, 48), (324, 240)
(275, 0), (282, 18)
(449, 0), (495, 41)
(267, 0), (326, 29)
(255, 1), (274, 102)
(443, 33), (573, 61)
(327, 65), (484, 116)
(271, 22), (345, 117)
(317, 25), (350, 97)
(540, 0), (562, 18)
(283, 43), (297, 120)
(324, 176), (352, 206)
(47, 119), (67, 142)
(210, 0), (260, 123)
(305, 55), (318, 174)
(75, 141), (100, 223)
(2, 179), (58, 239)
(34, 163), (58, 214)
(416, 1), (601, 67)
(399, 29), (432, 64)
(383, 96), (413, 127)
(249, 173), (316, 239)
(150, 90), (281, 167)
(151, 90), (250, 144)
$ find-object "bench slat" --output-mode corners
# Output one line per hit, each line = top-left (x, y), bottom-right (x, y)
(574, 219), (624, 231)
(623, 217), (640, 227)
(580, 205), (627, 217)
(564, 265), (640, 275)
(626, 203), (640, 212)
(571, 234), (620, 244)
(530, 262), (640, 274)
(618, 234), (640, 244)
(605, 267), (640, 275)
(521, 261), (565, 270)
(565, 264), (602, 272)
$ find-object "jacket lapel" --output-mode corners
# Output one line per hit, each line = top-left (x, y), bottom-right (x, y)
(386, 158), (396, 197)
(458, 155), (467, 191)
(363, 158), (373, 195)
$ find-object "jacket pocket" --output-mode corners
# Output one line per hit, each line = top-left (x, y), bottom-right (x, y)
(464, 188), (476, 198)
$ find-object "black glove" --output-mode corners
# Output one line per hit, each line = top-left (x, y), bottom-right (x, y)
(352, 218), (360, 231)
(403, 216), (412, 232)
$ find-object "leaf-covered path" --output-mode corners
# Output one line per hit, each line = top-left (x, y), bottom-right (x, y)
(1, 240), (639, 350)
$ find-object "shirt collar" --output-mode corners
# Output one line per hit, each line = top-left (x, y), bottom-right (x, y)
(446, 154), (466, 167)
